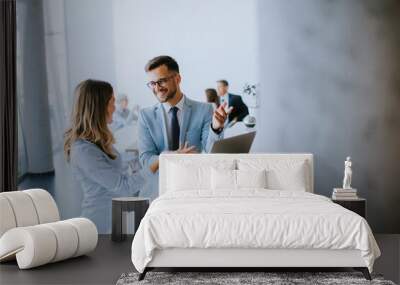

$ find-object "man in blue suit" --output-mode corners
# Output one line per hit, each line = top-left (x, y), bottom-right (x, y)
(217, 79), (249, 123)
(138, 56), (231, 199)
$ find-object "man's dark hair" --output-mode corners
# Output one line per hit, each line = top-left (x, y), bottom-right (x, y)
(145, 55), (180, 73)
(217, 79), (229, 86)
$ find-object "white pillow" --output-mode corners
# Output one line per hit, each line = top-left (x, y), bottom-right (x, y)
(237, 159), (309, 191)
(211, 168), (267, 190)
(167, 160), (235, 191)
(211, 168), (236, 190)
(266, 165), (307, 191)
(236, 169), (267, 189)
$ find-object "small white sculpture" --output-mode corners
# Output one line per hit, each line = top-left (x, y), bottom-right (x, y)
(343, 156), (352, 189)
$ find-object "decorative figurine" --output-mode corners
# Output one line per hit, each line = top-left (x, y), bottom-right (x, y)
(343, 156), (352, 189)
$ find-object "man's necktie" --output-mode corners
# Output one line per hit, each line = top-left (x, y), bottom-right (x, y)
(170, 106), (180, 151)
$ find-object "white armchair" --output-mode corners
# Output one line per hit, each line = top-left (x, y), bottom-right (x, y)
(0, 189), (98, 269)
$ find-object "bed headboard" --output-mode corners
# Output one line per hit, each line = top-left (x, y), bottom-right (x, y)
(159, 153), (314, 196)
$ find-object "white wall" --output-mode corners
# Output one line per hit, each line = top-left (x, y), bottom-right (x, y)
(113, 0), (259, 108)
(64, 0), (117, 97)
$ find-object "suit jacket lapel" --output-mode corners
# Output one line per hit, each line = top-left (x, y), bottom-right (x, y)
(155, 104), (169, 150)
(228, 93), (233, 121)
(228, 93), (232, 106)
(180, 98), (192, 146)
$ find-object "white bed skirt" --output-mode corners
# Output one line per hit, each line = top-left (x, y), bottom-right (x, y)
(148, 248), (366, 268)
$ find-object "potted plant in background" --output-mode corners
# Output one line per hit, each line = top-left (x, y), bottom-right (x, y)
(241, 83), (259, 128)
(242, 82), (259, 108)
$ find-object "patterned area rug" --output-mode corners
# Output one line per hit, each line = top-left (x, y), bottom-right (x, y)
(116, 271), (396, 285)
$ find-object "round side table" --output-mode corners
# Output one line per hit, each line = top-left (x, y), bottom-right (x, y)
(111, 197), (149, 242)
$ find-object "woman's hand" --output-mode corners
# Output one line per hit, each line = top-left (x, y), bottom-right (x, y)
(149, 142), (197, 173)
(176, 141), (197, 154)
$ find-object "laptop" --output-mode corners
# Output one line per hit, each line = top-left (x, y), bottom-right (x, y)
(210, 131), (256, 153)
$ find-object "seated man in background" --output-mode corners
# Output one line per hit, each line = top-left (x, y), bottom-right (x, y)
(109, 94), (139, 131)
(138, 56), (231, 200)
(216, 79), (249, 123)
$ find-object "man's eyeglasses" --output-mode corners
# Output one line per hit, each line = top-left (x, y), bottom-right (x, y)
(146, 75), (175, 89)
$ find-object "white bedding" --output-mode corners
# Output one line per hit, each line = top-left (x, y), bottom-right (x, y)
(131, 190), (380, 273)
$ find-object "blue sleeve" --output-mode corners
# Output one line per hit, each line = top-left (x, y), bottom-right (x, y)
(138, 110), (159, 171)
(203, 104), (223, 153)
(73, 145), (143, 196)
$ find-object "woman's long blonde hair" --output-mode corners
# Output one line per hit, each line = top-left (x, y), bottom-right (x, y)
(64, 79), (116, 161)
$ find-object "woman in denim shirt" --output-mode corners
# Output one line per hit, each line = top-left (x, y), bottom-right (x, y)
(64, 79), (143, 233)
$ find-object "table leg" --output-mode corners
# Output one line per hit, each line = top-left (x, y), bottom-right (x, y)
(112, 201), (123, 241)
(134, 201), (149, 235)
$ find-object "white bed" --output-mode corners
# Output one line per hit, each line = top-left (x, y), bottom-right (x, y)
(131, 153), (380, 280)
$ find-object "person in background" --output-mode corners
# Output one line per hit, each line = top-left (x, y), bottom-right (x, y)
(138, 56), (231, 200)
(117, 94), (130, 119)
(216, 79), (249, 123)
(109, 94), (139, 131)
(205, 88), (220, 110)
(64, 79), (143, 233)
